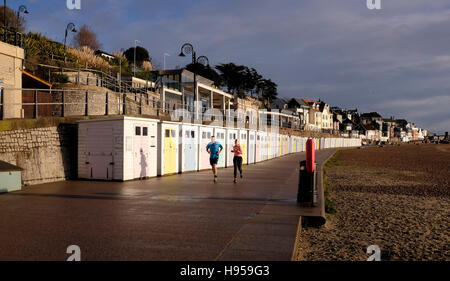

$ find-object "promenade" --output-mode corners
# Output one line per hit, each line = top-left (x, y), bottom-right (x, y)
(0, 149), (336, 261)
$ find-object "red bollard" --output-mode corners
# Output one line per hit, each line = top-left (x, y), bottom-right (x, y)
(306, 138), (315, 172)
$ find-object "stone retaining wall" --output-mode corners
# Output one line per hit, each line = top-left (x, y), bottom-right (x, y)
(0, 124), (77, 186)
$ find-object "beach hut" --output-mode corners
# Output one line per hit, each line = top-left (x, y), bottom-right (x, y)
(199, 125), (215, 170)
(248, 130), (256, 164)
(0, 161), (22, 193)
(226, 128), (238, 167)
(263, 133), (269, 161)
(179, 123), (199, 173)
(294, 136), (299, 153)
(271, 133), (278, 159)
(158, 121), (179, 176)
(78, 117), (159, 181)
(238, 129), (248, 165)
(213, 127), (227, 168)
(286, 135), (289, 154)
(278, 135), (282, 156)
(256, 131), (264, 163)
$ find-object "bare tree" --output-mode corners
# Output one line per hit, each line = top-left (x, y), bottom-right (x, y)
(0, 6), (26, 32)
(72, 24), (101, 50)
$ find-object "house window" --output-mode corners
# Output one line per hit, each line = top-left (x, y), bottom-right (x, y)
(165, 129), (170, 138)
(135, 127), (141, 136)
(171, 130), (176, 138)
(143, 127), (148, 136)
(191, 131), (195, 138)
(186, 130), (190, 138)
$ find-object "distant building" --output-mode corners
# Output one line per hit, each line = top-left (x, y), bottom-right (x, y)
(303, 99), (322, 131)
(287, 98), (310, 130)
(271, 98), (290, 110)
(95, 50), (115, 60)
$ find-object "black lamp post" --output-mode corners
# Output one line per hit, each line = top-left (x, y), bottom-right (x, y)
(3, 0), (7, 41)
(178, 43), (209, 119)
(64, 23), (76, 61)
(16, 5), (28, 31)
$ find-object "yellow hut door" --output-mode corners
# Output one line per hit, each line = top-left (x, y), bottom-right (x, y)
(164, 128), (177, 174)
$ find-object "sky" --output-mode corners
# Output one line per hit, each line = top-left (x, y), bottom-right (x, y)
(16, 0), (450, 134)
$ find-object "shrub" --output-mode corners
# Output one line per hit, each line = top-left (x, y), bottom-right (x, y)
(23, 32), (77, 62)
(67, 46), (111, 71)
(51, 74), (69, 83)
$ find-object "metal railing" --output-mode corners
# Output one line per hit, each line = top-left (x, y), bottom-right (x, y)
(1, 88), (328, 132)
(24, 61), (157, 98)
(1, 26), (23, 48)
(0, 88), (165, 119)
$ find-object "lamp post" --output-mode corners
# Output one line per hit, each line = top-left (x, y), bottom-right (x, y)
(119, 48), (124, 93)
(163, 52), (170, 70)
(64, 23), (77, 62)
(16, 5), (28, 31)
(3, 0), (6, 41)
(133, 39), (141, 77)
(178, 43), (209, 120)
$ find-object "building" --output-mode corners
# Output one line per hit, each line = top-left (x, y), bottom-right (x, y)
(319, 101), (333, 130)
(0, 40), (25, 119)
(361, 123), (381, 142)
(382, 118), (397, 142)
(271, 98), (290, 110)
(95, 50), (115, 60)
(332, 110), (343, 131)
(303, 99), (322, 131)
(152, 69), (234, 122)
(303, 99), (332, 131)
(287, 98), (310, 130)
(234, 95), (262, 128)
(360, 112), (382, 125)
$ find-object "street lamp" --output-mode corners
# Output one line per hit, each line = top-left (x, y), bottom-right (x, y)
(119, 48), (124, 92)
(178, 43), (209, 119)
(133, 39), (141, 77)
(163, 52), (170, 70)
(64, 23), (77, 61)
(3, 0), (7, 41)
(16, 5), (28, 31)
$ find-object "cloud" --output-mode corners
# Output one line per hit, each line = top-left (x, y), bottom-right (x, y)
(21, 0), (450, 133)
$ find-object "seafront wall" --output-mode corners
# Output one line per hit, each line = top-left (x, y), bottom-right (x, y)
(0, 124), (77, 186)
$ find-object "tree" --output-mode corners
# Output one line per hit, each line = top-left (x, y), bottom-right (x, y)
(243, 67), (262, 97)
(72, 25), (101, 50)
(124, 46), (150, 68)
(186, 63), (222, 87)
(259, 79), (278, 109)
(0, 6), (26, 32)
(215, 63), (246, 96)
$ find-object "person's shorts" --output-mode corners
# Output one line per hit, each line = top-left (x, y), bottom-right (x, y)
(210, 158), (219, 166)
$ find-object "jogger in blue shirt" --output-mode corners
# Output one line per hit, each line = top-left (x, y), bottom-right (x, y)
(206, 136), (223, 183)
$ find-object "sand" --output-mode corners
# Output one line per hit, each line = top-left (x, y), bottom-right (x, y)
(296, 144), (450, 261)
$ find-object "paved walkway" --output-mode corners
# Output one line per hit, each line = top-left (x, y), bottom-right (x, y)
(0, 149), (336, 261)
